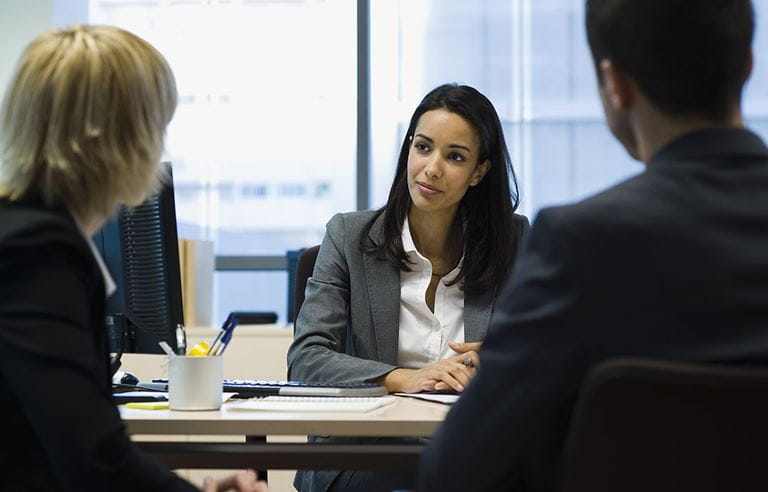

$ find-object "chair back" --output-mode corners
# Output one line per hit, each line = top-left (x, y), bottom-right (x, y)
(561, 357), (768, 492)
(293, 245), (320, 321)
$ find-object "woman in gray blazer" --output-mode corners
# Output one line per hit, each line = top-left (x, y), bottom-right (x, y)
(288, 84), (529, 491)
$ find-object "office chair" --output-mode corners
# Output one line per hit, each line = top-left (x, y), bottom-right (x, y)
(293, 245), (320, 321)
(560, 357), (768, 492)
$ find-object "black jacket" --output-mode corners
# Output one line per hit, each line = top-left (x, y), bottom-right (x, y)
(420, 127), (768, 491)
(0, 199), (195, 491)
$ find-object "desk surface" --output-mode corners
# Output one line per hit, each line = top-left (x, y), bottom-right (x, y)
(121, 396), (450, 437)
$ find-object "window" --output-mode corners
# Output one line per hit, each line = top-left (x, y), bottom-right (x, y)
(88, 0), (358, 322)
(90, 0), (357, 257)
(369, 0), (627, 214)
(41, 0), (768, 322)
(370, 0), (768, 217)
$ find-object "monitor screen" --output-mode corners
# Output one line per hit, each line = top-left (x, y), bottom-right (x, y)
(93, 164), (184, 354)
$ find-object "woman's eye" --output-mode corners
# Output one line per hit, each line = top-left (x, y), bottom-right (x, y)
(448, 152), (466, 162)
(414, 142), (430, 152)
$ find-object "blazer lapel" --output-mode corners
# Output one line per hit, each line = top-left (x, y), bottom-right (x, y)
(464, 287), (495, 342)
(364, 213), (401, 365)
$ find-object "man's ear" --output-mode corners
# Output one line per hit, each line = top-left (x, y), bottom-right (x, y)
(599, 59), (633, 110)
(470, 160), (490, 186)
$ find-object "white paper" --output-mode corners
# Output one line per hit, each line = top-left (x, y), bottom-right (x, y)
(227, 396), (396, 412)
(394, 392), (459, 404)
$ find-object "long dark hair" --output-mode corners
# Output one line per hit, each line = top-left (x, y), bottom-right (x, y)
(376, 83), (520, 295)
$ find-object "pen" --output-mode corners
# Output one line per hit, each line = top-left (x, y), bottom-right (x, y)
(158, 341), (176, 357)
(213, 319), (239, 356)
(207, 312), (236, 356)
(175, 323), (187, 355)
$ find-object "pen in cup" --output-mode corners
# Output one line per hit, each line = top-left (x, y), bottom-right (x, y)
(175, 323), (187, 355)
(208, 313), (237, 356)
(207, 312), (235, 356)
(158, 341), (176, 357)
(211, 319), (238, 356)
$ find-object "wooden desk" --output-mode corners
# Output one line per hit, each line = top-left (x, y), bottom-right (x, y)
(121, 396), (449, 471)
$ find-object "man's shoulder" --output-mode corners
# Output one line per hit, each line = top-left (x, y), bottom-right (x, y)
(538, 172), (653, 228)
(531, 169), (689, 259)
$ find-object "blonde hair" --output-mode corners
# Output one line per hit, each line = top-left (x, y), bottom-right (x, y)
(0, 25), (177, 222)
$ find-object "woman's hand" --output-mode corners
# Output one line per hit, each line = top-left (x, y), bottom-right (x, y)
(202, 470), (268, 491)
(382, 347), (481, 393)
(428, 341), (483, 392)
(448, 341), (482, 361)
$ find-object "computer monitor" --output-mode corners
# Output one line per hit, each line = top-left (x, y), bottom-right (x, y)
(93, 164), (184, 355)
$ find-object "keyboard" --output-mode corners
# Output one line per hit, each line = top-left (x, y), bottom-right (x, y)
(147, 378), (388, 398)
(229, 396), (397, 413)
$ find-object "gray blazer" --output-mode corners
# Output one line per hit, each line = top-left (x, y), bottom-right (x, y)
(287, 209), (529, 384)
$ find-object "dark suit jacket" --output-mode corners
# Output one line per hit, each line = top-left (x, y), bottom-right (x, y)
(419, 127), (768, 491)
(0, 199), (195, 491)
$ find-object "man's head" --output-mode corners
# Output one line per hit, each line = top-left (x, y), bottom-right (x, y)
(586, 0), (754, 157)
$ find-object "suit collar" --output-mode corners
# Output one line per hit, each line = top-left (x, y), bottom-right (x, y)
(464, 288), (495, 341)
(367, 208), (387, 247)
(362, 214), (400, 365)
(649, 127), (768, 167)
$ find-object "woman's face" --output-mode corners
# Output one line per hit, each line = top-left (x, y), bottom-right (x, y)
(406, 109), (488, 219)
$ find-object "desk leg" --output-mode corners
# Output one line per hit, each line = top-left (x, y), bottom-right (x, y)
(245, 435), (268, 482)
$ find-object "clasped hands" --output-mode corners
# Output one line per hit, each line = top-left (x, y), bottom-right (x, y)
(382, 341), (481, 394)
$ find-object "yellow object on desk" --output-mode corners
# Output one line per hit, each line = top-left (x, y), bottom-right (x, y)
(187, 341), (209, 356)
(125, 401), (170, 410)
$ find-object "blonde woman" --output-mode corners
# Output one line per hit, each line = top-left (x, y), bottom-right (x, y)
(0, 25), (264, 492)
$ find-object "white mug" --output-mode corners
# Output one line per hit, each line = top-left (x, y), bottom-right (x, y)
(168, 355), (223, 411)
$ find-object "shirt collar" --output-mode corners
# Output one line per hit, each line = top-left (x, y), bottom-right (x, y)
(401, 215), (464, 281)
(77, 225), (117, 298)
(402, 215), (418, 254)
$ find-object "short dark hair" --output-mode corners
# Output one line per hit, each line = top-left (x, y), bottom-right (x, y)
(375, 83), (521, 296)
(586, 0), (754, 121)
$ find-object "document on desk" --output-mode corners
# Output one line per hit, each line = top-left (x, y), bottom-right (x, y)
(394, 392), (459, 405)
(227, 396), (397, 413)
(115, 392), (238, 404)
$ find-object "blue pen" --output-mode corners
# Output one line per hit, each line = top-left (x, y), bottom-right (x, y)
(213, 318), (239, 356)
(207, 313), (236, 355)
(211, 317), (237, 356)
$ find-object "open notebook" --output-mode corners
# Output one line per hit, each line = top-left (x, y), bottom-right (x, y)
(228, 396), (397, 413)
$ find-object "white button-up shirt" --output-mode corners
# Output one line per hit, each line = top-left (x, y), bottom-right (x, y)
(396, 217), (464, 369)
